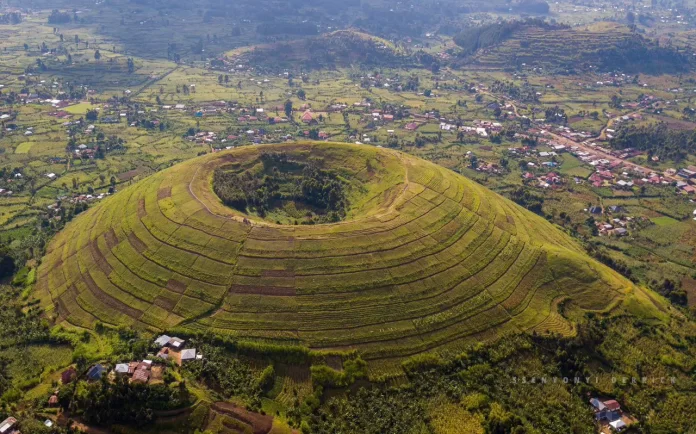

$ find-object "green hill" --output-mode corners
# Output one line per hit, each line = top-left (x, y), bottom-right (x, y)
(229, 30), (407, 72)
(456, 21), (691, 74)
(36, 143), (638, 366)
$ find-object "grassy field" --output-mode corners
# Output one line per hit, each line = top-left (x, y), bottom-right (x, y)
(651, 216), (680, 226)
(34, 142), (640, 374)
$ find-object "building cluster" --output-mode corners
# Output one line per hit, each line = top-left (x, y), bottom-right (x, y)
(588, 205), (632, 237)
(590, 397), (634, 432)
(523, 171), (563, 188)
(111, 359), (163, 384)
(153, 335), (201, 366)
(674, 165), (696, 195)
(457, 120), (504, 137)
(50, 336), (200, 394)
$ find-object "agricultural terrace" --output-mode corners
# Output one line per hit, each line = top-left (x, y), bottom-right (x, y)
(36, 143), (633, 365)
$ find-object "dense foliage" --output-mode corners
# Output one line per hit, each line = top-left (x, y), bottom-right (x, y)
(491, 80), (539, 103)
(0, 285), (49, 350)
(0, 247), (15, 281)
(0, 13), (21, 25)
(213, 152), (348, 223)
(181, 344), (263, 409)
(308, 387), (430, 434)
(610, 123), (696, 161)
(509, 187), (544, 214)
(300, 315), (696, 434)
(595, 39), (691, 74)
(454, 19), (564, 56)
(47, 9), (72, 24)
(60, 376), (190, 426)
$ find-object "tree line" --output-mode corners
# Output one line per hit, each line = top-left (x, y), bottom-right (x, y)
(213, 152), (348, 223)
(610, 122), (696, 162)
(0, 13), (21, 25)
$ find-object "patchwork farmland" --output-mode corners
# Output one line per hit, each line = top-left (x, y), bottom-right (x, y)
(36, 142), (633, 365)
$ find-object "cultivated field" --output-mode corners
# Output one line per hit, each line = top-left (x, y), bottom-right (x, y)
(36, 142), (634, 366)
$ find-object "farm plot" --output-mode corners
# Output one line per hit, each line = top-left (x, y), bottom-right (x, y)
(36, 142), (635, 362)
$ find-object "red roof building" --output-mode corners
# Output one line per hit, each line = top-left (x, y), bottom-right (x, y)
(301, 111), (314, 123)
(603, 400), (621, 411)
(131, 368), (150, 384)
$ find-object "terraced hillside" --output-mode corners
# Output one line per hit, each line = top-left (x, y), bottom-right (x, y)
(36, 143), (633, 365)
(465, 22), (691, 74)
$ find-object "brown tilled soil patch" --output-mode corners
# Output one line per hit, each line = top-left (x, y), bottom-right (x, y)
(229, 284), (296, 296)
(50, 257), (64, 273)
(157, 186), (172, 200)
(55, 294), (70, 320)
(89, 239), (113, 276)
(166, 279), (187, 294)
(82, 271), (142, 319)
(138, 198), (147, 218)
(682, 277), (696, 308)
(128, 232), (148, 253)
(261, 270), (295, 278)
(154, 294), (179, 310)
(104, 228), (119, 249)
(117, 166), (148, 181)
(212, 402), (273, 434)
(55, 285), (79, 319)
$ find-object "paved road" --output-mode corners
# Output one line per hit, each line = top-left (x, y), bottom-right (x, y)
(497, 95), (671, 180)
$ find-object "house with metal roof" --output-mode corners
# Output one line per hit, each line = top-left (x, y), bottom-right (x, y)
(154, 335), (171, 347)
(0, 417), (18, 434)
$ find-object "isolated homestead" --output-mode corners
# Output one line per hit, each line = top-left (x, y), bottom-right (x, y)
(590, 398), (623, 422)
(301, 110), (314, 123)
(86, 364), (105, 382)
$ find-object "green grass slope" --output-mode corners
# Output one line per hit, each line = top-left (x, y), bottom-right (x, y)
(228, 30), (407, 71)
(36, 143), (637, 364)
